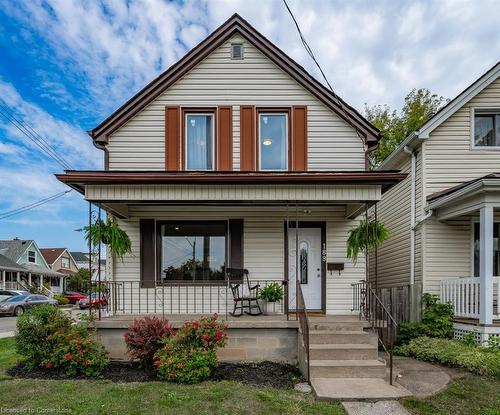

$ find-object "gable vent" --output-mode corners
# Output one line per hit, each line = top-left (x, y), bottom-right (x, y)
(231, 43), (244, 59)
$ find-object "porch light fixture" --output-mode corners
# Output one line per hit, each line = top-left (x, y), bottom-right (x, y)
(174, 226), (180, 231)
(263, 138), (273, 146)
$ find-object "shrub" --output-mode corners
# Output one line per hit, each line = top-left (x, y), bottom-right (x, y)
(124, 316), (172, 368)
(155, 341), (218, 384)
(259, 282), (284, 303)
(395, 336), (500, 378)
(154, 314), (228, 383)
(54, 294), (70, 305)
(397, 293), (453, 345)
(16, 303), (109, 376)
(16, 304), (72, 367)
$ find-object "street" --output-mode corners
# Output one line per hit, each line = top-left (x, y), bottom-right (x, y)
(0, 307), (89, 338)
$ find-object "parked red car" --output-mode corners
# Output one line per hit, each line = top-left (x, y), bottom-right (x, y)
(79, 293), (108, 310)
(64, 291), (87, 304)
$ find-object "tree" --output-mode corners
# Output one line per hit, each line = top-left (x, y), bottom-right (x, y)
(367, 88), (448, 167)
(67, 268), (90, 293)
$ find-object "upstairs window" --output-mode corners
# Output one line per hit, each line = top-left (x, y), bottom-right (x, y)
(185, 113), (214, 170)
(61, 256), (70, 269)
(258, 112), (288, 171)
(474, 111), (500, 147)
(28, 250), (36, 263)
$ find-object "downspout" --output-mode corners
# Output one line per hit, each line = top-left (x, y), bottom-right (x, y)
(404, 146), (416, 286)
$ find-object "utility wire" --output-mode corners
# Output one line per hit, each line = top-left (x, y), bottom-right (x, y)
(0, 190), (72, 220)
(0, 102), (73, 170)
(281, 0), (365, 141)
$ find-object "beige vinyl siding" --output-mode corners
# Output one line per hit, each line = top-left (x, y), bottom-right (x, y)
(425, 77), (500, 196)
(111, 205), (365, 314)
(423, 217), (471, 294)
(372, 157), (411, 287)
(85, 184), (381, 203)
(107, 34), (365, 171)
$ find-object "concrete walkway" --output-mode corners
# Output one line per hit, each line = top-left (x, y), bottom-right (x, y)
(341, 356), (452, 414)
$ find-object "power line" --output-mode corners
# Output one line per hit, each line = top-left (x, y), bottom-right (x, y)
(0, 190), (72, 220)
(281, 0), (365, 142)
(0, 102), (73, 170)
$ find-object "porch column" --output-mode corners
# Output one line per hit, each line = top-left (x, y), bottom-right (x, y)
(28, 273), (32, 286)
(16, 272), (20, 283)
(1, 270), (5, 289)
(479, 205), (494, 325)
(39, 274), (43, 288)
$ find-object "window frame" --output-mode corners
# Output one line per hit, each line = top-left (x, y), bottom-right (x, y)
(156, 220), (228, 286)
(471, 107), (500, 150)
(257, 108), (291, 172)
(182, 108), (217, 171)
(470, 218), (500, 277)
(61, 256), (70, 269)
(27, 250), (36, 263)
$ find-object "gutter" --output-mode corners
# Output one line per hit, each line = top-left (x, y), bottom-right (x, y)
(403, 146), (416, 285)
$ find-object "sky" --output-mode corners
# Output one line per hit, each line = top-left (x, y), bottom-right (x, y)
(0, 0), (499, 251)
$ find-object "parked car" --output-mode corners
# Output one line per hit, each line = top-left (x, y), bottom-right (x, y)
(0, 294), (58, 316)
(0, 290), (30, 302)
(78, 293), (108, 310)
(64, 291), (87, 304)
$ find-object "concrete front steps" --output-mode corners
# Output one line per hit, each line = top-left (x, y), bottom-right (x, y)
(307, 316), (411, 400)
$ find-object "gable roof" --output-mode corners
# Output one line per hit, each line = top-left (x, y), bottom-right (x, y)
(40, 248), (68, 265)
(0, 253), (26, 272)
(0, 239), (33, 263)
(379, 61), (500, 169)
(90, 13), (380, 149)
(70, 251), (89, 262)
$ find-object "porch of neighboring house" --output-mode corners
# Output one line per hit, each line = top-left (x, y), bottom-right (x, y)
(426, 175), (500, 342)
(6, 267), (65, 295)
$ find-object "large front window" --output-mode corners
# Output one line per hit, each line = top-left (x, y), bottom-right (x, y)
(160, 221), (226, 283)
(474, 111), (500, 147)
(185, 113), (214, 170)
(259, 112), (288, 171)
(473, 222), (500, 276)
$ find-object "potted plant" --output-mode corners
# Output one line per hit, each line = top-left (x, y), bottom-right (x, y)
(80, 218), (132, 259)
(346, 219), (390, 264)
(259, 282), (284, 315)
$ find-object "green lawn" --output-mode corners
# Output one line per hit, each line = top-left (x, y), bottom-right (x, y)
(402, 374), (500, 415)
(0, 337), (344, 415)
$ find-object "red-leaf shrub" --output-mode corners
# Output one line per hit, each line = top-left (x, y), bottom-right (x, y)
(124, 316), (173, 367)
(154, 314), (228, 383)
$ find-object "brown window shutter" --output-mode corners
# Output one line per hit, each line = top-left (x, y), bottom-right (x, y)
(292, 106), (308, 171)
(165, 106), (180, 170)
(140, 219), (155, 288)
(217, 106), (233, 171)
(240, 106), (256, 171)
(228, 219), (244, 269)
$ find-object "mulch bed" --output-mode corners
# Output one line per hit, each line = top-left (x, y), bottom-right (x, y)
(8, 361), (303, 389)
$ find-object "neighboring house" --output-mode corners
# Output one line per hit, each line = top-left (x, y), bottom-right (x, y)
(0, 253), (26, 290)
(0, 239), (64, 294)
(40, 248), (79, 293)
(70, 251), (107, 281)
(375, 62), (500, 342)
(56, 15), (407, 393)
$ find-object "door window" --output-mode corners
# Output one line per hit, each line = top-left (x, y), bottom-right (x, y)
(299, 241), (308, 284)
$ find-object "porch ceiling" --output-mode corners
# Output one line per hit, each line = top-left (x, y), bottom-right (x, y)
(427, 175), (500, 220)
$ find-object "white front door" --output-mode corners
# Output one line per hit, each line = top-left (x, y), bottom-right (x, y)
(288, 227), (323, 311)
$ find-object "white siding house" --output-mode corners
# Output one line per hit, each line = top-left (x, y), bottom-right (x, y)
(376, 62), (500, 341)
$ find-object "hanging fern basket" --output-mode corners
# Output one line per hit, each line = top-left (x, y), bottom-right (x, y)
(346, 220), (390, 264)
(81, 218), (132, 259)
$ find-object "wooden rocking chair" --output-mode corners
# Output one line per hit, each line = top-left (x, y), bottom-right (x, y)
(226, 268), (262, 317)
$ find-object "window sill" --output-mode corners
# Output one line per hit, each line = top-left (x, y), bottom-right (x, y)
(156, 280), (227, 287)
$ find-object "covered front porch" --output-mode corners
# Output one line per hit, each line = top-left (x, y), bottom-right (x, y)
(427, 174), (500, 340)
(56, 170), (405, 318)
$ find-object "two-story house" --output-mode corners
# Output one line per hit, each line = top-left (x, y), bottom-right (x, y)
(56, 15), (409, 397)
(40, 248), (79, 293)
(375, 62), (500, 343)
(0, 239), (63, 294)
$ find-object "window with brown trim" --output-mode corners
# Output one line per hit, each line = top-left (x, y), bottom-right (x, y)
(257, 108), (291, 171)
(182, 109), (217, 170)
(158, 221), (227, 284)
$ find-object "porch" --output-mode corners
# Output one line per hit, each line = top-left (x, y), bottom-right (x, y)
(427, 174), (500, 340)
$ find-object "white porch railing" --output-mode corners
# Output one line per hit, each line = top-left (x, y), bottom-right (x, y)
(440, 277), (500, 319)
